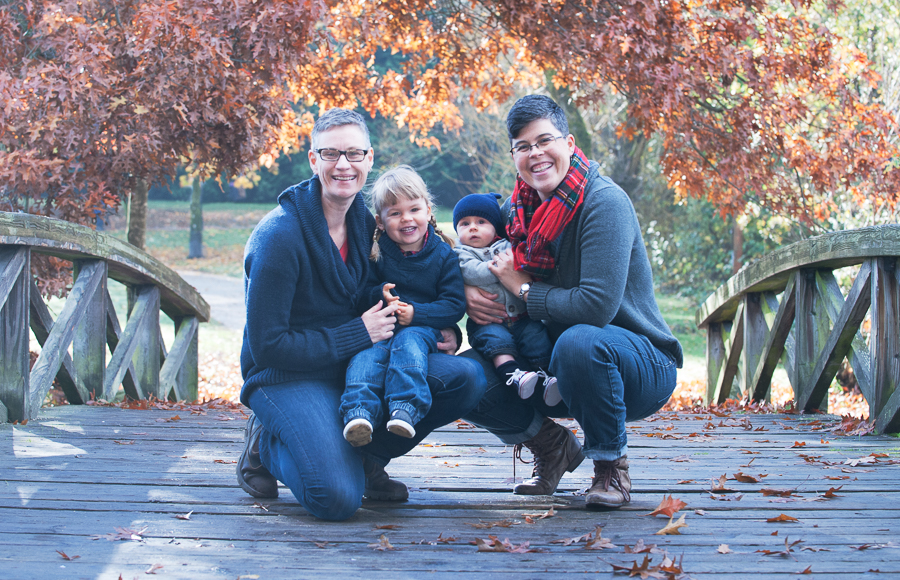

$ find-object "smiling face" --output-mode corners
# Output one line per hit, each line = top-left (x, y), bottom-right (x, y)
(377, 197), (432, 253)
(308, 124), (373, 204)
(456, 216), (497, 249)
(511, 118), (575, 200)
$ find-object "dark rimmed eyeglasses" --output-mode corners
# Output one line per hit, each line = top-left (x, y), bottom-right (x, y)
(315, 148), (369, 162)
(509, 135), (565, 156)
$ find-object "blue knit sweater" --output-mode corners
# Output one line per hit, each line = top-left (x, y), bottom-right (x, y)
(239, 176), (376, 406)
(364, 225), (466, 330)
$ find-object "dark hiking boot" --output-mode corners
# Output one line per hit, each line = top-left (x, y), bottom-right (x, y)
(585, 456), (631, 508)
(236, 413), (279, 499)
(513, 418), (584, 495)
(363, 458), (409, 501)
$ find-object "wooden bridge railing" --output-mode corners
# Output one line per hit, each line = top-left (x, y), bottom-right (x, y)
(0, 213), (210, 423)
(696, 225), (900, 433)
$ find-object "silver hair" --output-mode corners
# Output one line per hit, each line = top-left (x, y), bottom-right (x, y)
(310, 108), (371, 150)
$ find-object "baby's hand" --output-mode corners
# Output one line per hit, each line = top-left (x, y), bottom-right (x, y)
(396, 302), (414, 326)
(382, 283), (400, 305)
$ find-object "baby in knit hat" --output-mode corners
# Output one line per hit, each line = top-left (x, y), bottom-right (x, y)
(453, 193), (560, 406)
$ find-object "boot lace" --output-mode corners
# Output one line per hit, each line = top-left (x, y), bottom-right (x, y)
(513, 440), (544, 481)
(594, 460), (631, 502)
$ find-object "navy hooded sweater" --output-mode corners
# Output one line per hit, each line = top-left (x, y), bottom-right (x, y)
(239, 176), (376, 407)
(364, 225), (466, 330)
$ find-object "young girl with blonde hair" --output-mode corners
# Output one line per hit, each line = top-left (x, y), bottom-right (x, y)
(341, 165), (465, 447)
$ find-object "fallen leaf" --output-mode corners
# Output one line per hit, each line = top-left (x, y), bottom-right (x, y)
(314, 541), (329, 548)
(717, 544), (733, 554)
(91, 526), (148, 542)
(253, 503), (269, 512)
(474, 535), (545, 553)
(733, 472), (761, 483)
(646, 495), (687, 517)
(145, 563), (164, 574)
(583, 526), (616, 550)
(56, 550), (80, 560)
(761, 488), (795, 497)
(757, 537), (803, 559)
(709, 493), (743, 501)
(466, 519), (517, 529)
(623, 539), (662, 554)
(436, 533), (457, 543)
(174, 510), (193, 520)
(522, 506), (555, 522)
(791, 441), (806, 448)
(374, 524), (400, 530)
(694, 509), (708, 516)
(156, 415), (181, 423)
(610, 555), (656, 577)
(113, 440), (135, 445)
(796, 565), (812, 574)
(710, 474), (735, 492)
(671, 454), (694, 462)
(655, 513), (688, 535)
(214, 459), (237, 464)
(676, 479), (696, 484)
(767, 514), (800, 523)
(368, 534), (396, 551)
(819, 486), (843, 499)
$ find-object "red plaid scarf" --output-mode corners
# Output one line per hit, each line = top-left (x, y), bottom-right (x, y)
(508, 146), (589, 280)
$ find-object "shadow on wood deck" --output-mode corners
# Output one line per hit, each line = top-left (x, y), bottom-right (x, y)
(2, 406), (899, 579)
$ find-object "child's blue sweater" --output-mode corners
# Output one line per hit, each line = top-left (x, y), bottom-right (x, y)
(239, 176), (376, 407)
(364, 225), (466, 331)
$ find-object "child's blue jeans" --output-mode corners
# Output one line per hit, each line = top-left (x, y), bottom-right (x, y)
(467, 316), (554, 371)
(342, 326), (442, 426)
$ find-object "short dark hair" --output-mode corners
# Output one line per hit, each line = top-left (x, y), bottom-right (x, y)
(506, 95), (569, 141)
(311, 108), (371, 150)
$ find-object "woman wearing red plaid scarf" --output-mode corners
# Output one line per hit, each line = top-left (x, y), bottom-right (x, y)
(461, 95), (683, 509)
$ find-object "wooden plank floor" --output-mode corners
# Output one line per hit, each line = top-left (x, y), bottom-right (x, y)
(2, 406), (900, 579)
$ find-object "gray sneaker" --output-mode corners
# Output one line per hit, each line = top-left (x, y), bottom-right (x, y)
(386, 409), (416, 438)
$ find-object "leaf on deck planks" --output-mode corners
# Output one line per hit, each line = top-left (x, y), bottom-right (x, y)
(655, 514), (688, 535)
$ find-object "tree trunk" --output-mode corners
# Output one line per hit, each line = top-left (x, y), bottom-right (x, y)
(127, 178), (149, 250)
(732, 216), (744, 275)
(188, 177), (204, 259)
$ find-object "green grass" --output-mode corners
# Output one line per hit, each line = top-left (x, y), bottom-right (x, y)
(656, 292), (704, 362)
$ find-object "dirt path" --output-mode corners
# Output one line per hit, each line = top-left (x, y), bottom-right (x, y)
(176, 270), (245, 331)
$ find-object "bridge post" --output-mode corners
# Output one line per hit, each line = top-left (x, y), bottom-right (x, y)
(0, 247), (30, 422)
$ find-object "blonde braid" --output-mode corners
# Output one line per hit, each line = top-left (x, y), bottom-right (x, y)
(430, 214), (455, 249)
(370, 227), (383, 261)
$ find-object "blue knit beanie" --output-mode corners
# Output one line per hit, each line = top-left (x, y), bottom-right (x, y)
(453, 193), (506, 239)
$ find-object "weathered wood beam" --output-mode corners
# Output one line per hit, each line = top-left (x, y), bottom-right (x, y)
(0, 247), (30, 422)
(749, 274), (797, 402)
(705, 322), (725, 403)
(73, 260), (107, 401)
(798, 262), (872, 412)
(104, 291), (143, 400)
(763, 291), (797, 391)
(29, 260), (106, 418)
(872, 257), (900, 433)
(712, 301), (745, 404)
(0, 246), (27, 311)
(743, 293), (768, 400)
(160, 316), (199, 401)
(104, 286), (158, 400)
(794, 270), (829, 412)
(29, 279), (88, 405)
(815, 268), (873, 404)
(128, 286), (161, 400)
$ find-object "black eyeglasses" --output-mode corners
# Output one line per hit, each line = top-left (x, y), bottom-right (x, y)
(315, 148), (369, 162)
(509, 135), (565, 156)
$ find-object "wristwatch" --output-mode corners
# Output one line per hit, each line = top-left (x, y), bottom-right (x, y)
(518, 282), (531, 301)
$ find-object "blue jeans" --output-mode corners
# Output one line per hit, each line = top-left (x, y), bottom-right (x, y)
(462, 324), (677, 461)
(467, 317), (554, 371)
(248, 353), (485, 521)
(342, 326), (441, 426)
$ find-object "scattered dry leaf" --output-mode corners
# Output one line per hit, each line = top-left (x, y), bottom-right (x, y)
(767, 514), (800, 523)
(174, 510), (193, 521)
(56, 550), (80, 560)
(368, 534), (396, 551)
(145, 563), (164, 574)
(732, 472), (761, 483)
(374, 524), (400, 530)
(717, 544), (733, 554)
(655, 514), (688, 535)
(646, 495), (687, 517)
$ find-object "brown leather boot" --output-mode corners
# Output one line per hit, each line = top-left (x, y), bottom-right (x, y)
(363, 458), (409, 501)
(513, 418), (585, 495)
(585, 456), (631, 508)
(236, 413), (279, 499)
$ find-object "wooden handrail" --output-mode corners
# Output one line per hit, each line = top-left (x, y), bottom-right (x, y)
(695, 225), (900, 433)
(0, 212), (210, 423)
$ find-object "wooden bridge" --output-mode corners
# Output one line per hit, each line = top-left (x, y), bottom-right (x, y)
(0, 213), (209, 423)
(696, 225), (900, 433)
